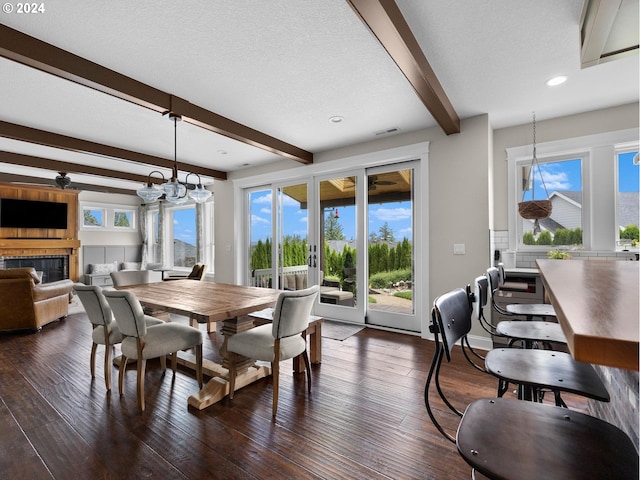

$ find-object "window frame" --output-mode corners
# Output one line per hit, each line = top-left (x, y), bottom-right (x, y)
(80, 202), (137, 232)
(615, 147), (640, 248)
(507, 128), (639, 252)
(144, 200), (214, 273)
(112, 208), (136, 230)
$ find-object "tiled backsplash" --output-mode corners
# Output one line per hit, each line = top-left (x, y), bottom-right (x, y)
(491, 230), (638, 268)
(589, 366), (639, 452)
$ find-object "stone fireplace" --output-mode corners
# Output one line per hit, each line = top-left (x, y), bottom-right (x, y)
(0, 255), (70, 283)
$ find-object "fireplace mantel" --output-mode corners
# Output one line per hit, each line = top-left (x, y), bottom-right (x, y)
(0, 239), (81, 250)
(0, 239), (81, 281)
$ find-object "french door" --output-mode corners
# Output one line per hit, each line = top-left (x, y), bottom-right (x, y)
(246, 181), (310, 292)
(245, 161), (420, 332)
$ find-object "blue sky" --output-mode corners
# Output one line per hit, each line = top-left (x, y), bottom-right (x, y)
(173, 208), (196, 245)
(249, 151), (638, 243)
(250, 190), (412, 243)
(523, 151), (638, 200)
(619, 151), (639, 192)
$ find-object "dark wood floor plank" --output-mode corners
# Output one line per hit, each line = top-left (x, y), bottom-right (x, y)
(0, 399), (54, 480)
(0, 306), (591, 480)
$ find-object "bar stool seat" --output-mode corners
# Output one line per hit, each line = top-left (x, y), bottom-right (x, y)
(457, 398), (639, 480)
(495, 320), (566, 345)
(485, 348), (610, 403)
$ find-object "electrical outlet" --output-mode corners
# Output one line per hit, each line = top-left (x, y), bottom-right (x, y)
(453, 243), (465, 255)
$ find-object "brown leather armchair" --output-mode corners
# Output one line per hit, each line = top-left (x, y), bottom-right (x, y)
(0, 267), (74, 332)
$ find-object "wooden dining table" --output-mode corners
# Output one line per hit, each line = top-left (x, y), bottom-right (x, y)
(116, 280), (284, 410)
(536, 259), (639, 371)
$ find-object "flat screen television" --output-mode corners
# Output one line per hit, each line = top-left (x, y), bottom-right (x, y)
(0, 198), (68, 229)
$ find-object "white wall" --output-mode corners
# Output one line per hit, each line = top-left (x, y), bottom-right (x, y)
(77, 191), (142, 269)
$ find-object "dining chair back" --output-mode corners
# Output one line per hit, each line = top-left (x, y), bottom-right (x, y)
(102, 289), (203, 411)
(110, 269), (151, 287)
(73, 284), (123, 391)
(163, 263), (207, 281)
(227, 284), (319, 417)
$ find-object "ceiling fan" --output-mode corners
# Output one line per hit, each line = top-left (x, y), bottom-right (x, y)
(367, 175), (396, 190)
(344, 175), (396, 191)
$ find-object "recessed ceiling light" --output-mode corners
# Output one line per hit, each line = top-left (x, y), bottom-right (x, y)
(329, 116), (344, 124)
(546, 75), (567, 87)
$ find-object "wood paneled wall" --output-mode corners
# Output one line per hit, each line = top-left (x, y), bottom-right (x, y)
(0, 182), (80, 280)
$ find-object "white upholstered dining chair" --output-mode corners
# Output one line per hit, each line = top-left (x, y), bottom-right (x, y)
(102, 289), (203, 411)
(227, 285), (319, 417)
(73, 284), (163, 391)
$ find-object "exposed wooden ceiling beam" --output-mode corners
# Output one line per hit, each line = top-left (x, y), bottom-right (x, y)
(346, 0), (460, 135)
(0, 24), (313, 164)
(0, 121), (227, 181)
(0, 172), (136, 196)
(0, 150), (155, 185)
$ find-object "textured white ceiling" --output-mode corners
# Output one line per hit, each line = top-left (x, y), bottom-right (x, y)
(0, 0), (638, 192)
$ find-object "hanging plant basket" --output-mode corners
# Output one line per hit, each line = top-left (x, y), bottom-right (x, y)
(518, 199), (552, 220)
(518, 112), (553, 222)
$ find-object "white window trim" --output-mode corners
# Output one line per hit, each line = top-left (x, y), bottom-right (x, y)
(80, 202), (137, 231)
(146, 200), (214, 273)
(507, 128), (639, 252)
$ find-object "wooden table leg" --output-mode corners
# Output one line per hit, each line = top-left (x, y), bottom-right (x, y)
(187, 315), (273, 410)
(293, 319), (322, 373)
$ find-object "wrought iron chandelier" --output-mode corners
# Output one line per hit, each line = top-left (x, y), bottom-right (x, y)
(137, 113), (212, 204)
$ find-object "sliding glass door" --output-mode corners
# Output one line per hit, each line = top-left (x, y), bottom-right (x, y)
(365, 163), (419, 331)
(244, 160), (420, 332)
(247, 182), (309, 291)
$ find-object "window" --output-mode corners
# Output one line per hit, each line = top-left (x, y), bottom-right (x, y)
(113, 209), (135, 229)
(518, 157), (583, 247)
(507, 128), (639, 252)
(80, 203), (136, 231)
(82, 207), (105, 228)
(170, 205), (197, 268)
(145, 201), (213, 271)
(617, 150), (639, 248)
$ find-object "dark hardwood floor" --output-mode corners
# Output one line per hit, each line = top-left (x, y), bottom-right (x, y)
(0, 306), (588, 479)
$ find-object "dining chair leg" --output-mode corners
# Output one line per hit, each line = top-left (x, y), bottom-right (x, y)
(90, 342), (97, 379)
(302, 349), (312, 393)
(137, 358), (146, 411)
(228, 353), (237, 399)
(103, 343), (112, 391)
(118, 356), (127, 395)
(171, 352), (177, 374)
(272, 359), (279, 418)
(159, 354), (166, 374)
(195, 344), (203, 389)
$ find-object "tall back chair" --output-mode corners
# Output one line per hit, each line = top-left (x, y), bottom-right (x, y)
(457, 397), (638, 479)
(103, 290), (203, 411)
(486, 267), (565, 348)
(227, 285), (319, 417)
(476, 275), (566, 349)
(163, 263), (207, 281)
(425, 287), (610, 443)
(73, 284), (123, 391)
(110, 270), (151, 287)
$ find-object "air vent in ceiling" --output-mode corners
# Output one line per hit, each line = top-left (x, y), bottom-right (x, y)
(375, 127), (400, 136)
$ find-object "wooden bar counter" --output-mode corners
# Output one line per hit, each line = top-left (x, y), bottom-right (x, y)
(536, 259), (639, 371)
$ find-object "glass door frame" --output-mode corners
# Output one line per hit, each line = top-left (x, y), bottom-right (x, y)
(311, 169), (366, 324)
(364, 161), (421, 332)
(236, 141), (429, 334)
